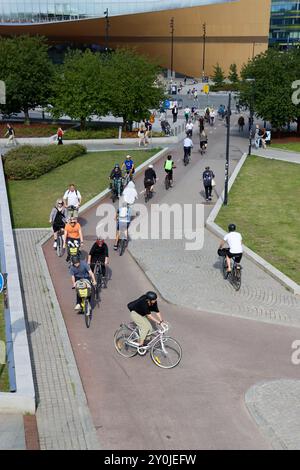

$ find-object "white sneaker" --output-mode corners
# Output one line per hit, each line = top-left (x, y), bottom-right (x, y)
(74, 304), (81, 311)
(53, 241), (57, 249)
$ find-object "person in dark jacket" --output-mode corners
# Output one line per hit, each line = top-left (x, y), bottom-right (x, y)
(202, 166), (215, 202)
(88, 238), (109, 278)
(144, 164), (157, 193)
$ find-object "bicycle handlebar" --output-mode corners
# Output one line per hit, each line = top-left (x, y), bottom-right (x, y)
(158, 321), (169, 333)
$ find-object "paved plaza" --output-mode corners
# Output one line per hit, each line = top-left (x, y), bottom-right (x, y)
(1, 102), (300, 449)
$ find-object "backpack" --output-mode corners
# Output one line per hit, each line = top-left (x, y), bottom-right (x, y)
(203, 171), (212, 186)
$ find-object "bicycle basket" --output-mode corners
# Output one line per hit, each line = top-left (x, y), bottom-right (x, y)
(75, 279), (92, 298)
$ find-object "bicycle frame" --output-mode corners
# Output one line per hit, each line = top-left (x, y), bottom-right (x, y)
(126, 323), (169, 352)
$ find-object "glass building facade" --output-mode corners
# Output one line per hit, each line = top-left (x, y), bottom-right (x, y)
(270, 0), (300, 47)
(0, 0), (233, 23)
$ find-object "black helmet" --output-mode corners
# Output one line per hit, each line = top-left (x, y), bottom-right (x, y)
(72, 255), (81, 265)
(228, 224), (236, 232)
(146, 291), (157, 301)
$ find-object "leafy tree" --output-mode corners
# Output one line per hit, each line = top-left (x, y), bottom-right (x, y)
(212, 63), (226, 87)
(0, 35), (54, 123)
(50, 49), (110, 129)
(239, 48), (300, 131)
(105, 49), (165, 130)
(228, 63), (239, 83)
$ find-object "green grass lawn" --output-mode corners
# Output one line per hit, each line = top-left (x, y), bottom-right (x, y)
(272, 142), (300, 153)
(0, 293), (9, 392)
(7, 149), (160, 228)
(216, 155), (300, 285)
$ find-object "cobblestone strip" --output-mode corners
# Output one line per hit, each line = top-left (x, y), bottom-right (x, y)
(245, 380), (300, 450)
(14, 229), (100, 450)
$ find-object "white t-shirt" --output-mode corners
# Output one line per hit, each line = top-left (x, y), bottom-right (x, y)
(184, 137), (193, 148)
(64, 189), (81, 207)
(184, 107), (190, 115)
(186, 122), (194, 131)
(224, 232), (243, 254)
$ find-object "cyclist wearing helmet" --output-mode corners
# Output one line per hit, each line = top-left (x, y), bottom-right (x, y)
(69, 256), (96, 311)
(88, 238), (109, 278)
(109, 163), (123, 197)
(219, 224), (243, 272)
(49, 199), (68, 249)
(144, 164), (156, 193)
(127, 291), (164, 347)
(122, 155), (135, 176)
(164, 155), (176, 186)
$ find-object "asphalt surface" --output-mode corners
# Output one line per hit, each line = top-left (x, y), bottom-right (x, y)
(43, 117), (300, 450)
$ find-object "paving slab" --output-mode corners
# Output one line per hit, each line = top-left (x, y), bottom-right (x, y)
(0, 414), (26, 450)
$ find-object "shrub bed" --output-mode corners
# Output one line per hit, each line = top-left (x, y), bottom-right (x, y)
(4, 144), (86, 180)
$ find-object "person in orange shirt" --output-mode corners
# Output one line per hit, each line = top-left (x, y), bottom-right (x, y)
(63, 217), (83, 261)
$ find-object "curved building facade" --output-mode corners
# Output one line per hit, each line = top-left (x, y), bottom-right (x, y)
(0, 0), (271, 77)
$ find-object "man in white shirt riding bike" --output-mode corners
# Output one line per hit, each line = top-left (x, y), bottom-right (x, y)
(218, 223), (243, 273)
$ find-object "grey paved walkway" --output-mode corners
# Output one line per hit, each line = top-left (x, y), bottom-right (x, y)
(14, 229), (100, 450)
(246, 380), (300, 450)
(255, 147), (300, 164)
(0, 415), (25, 450)
(129, 119), (300, 328)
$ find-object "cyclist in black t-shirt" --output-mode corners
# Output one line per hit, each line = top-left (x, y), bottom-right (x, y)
(127, 291), (164, 347)
(88, 238), (109, 277)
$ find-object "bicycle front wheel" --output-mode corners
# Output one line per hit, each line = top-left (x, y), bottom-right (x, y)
(114, 326), (138, 358)
(151, 337), (182, 369)
(95, 265), (102, 301)
(84, 300), (92, 328)
(56, 234), (64, 257)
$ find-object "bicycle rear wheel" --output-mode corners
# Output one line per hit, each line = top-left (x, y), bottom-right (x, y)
(150, 337), (182, 369)
(114, 326), (138, 358)
(222, 256), (228, 279)
(165, 176), (170, 190)
(119, 238), (126, 256)
(231, 266), (242, 291)
(84, 300), (92, 328)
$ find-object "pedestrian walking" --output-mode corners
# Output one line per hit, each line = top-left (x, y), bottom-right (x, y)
(238, 116), (245, 132)
(184, 106), (191, 124)
(199, 116), (205, 133)
(138, 121), (147, 147)
(172, 105), (178, 123)
(203, 166), (215, 202)
(57, 126), (64, 145)
(4, 123), (17, 147)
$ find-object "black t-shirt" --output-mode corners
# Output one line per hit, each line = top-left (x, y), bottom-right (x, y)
(127, 295), (159, 317)
(89, 242), (109, 261)
(144, 168), (156, 182)
(54, 209), (65, 226)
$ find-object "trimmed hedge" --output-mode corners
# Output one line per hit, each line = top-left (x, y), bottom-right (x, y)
(4, 144), (86, 180)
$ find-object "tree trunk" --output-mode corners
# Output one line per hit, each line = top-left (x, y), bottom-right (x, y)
(297, 117), (300, 135)
(80, 118), (86, 131)
(24, 108), (30, 124)
(122, 118), (133, 132)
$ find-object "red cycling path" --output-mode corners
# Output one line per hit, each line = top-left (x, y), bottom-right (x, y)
(43, 137), (300, 450)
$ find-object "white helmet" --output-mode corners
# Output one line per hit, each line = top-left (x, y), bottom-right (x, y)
(148, 164), (154, 169)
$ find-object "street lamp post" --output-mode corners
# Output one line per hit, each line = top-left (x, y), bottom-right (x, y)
(247, 78), (255, 156)
(170, 17), (174, 80)
(224, 92), (231, 206)
(104, 8), (110, 52)
(202, 23), (206, 81)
